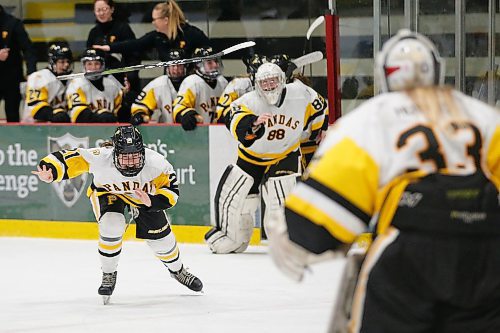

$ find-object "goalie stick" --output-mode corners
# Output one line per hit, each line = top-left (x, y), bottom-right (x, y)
(57, 41), (256, 81)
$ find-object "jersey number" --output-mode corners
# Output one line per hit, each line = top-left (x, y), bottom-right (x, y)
(397, 123), (482, 171)
(267, 129), (285, 140)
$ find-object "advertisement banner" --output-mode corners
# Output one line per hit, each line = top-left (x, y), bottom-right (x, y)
(0, 125), (210, 226)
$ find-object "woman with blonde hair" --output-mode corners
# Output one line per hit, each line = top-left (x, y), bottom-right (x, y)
(93, 0), (209, 62)
(268, 29), (500, 332)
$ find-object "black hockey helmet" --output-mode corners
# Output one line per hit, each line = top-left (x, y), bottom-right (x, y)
(48, 42), (73, 75)
(112, 125), (146, 177)
(193, 47), (223, 81)
(242, 54), (267, 85)
(81, 48), (106, 80)
(270, 54), (291, 72)
(165, 48), (187, 82)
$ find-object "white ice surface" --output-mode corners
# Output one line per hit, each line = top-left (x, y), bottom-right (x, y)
(0, 238), (345, 333)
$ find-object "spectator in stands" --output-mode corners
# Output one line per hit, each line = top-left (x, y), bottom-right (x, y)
(0, 5), (37, 122)
(87, 0), (140, 122)
(92, 0), (210, 62)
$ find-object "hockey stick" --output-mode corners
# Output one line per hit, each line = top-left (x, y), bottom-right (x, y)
(286, 51), (323, 80)
(57, 41), (256, 81)
(301, 16), (325, 75)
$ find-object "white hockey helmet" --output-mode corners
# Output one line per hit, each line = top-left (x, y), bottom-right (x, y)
(375, 29), (445, 92)
(255, 62), (286, 105)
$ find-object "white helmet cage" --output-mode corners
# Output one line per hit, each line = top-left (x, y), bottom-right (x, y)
(375, 29), (445, 93)
(254, 62), (286, 105)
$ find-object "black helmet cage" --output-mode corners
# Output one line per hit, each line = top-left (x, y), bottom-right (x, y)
(270, 54), (291, 73)
(112, 125), (146, 177)
(193, 47), (223, 81)
(243, 54), (267, 85)
(48, 43), (73, 75)
(164, 48), (187, 82)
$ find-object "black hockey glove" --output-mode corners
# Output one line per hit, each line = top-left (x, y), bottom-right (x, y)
(130, 112), (148, 126)
(181, 110), (199, 131)
(95, 109), (117, 123)
(51, 108), (70, 123)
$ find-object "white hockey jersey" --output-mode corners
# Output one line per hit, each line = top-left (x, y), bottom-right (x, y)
(286, 89), (500, 247)
(66, 76), (124, 122)
(230, 80), (326, 166)
(23, 68), (67, 122)
(40, 147), (179, 216)
(131, 75), (177, 123)
(172, 74), (228, 124)
(215, 76), (253, 122)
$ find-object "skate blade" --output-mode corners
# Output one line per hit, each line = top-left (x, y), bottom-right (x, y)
(102, 295), (111, 305)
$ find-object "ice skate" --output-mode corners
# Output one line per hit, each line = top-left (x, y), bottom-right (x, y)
(98, 271), (117, 305)
(170, 266), (203, 292)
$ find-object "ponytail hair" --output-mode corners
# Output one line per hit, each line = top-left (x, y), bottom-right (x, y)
(154, 0), (186, 40)
(406, 86), (468, 136)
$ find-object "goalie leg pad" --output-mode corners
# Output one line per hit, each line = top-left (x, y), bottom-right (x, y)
(205, 164), (256, 254)
(262, 174), (297, 236)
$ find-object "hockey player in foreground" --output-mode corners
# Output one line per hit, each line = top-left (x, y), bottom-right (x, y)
(267, 29), (500, 332)
(32, 125), (203, 304)
(205, 62), (327, 254)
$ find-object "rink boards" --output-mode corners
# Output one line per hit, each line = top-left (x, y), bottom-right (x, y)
(0, 124), (263, 243)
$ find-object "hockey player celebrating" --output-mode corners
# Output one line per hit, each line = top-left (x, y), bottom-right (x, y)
(173, 46), (228, 130)
(204, 62), (327, 254)
(130, 48), (187, 124)
(23, 42), (73, 122)
(66, 48), (123, 123)
(32, 125), (203, 304)
(267, 29), (500, 332)
(214, 53), (267, 127)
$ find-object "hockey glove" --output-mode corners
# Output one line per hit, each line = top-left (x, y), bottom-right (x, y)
(130, 112), (150, 126)
(95, 109), (117, 123)
(51, 108), (70, 123)
(181, 110), (199, 131)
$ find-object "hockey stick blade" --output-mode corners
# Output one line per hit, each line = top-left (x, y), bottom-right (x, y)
(293, 51), (323, 69)
(286, 51), (324, 79)
(57, 41), (256, 81)
(306, 16), (325, 40)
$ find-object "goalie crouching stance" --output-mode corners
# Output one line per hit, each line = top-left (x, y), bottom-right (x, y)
(32, 125), (203, 304)
(205, 62), (326, 254)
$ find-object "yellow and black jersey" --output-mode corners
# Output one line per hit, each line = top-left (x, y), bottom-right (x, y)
(172, 74), (228, 124)
(66, 76), (123, 123)
(215, 76), (253, 123)
(230, 80), (327, 166)
(39, 147), (179, 212)
(23, 68), (67, 122)
(285, 90), (500, 254)
(131, 75), (177, 123)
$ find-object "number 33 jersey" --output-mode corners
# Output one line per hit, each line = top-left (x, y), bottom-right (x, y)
(285, 89), (499, 249)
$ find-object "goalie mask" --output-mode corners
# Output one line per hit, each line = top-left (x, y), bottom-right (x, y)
(242, 54), (267, 86)
(193, 47), (223, 81)
(375, 29), (445, 92)
(48, 42), (73, 76)
(255, 62), (286, 105)
(81, 48), (106, 81)
(112, 125), (146, 177)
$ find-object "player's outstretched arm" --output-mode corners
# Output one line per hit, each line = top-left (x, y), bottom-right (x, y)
(31, 165), (54, 183)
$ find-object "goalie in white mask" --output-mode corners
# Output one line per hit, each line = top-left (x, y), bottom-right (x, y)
(204, 62), (327, 254)
(32, 125), (203, 304)
(267, 29), (500, 333)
